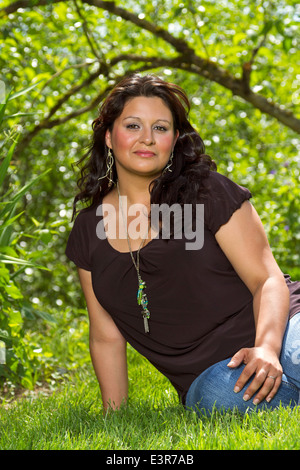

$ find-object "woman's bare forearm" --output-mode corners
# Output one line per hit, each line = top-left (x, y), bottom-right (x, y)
(253, 274), (290, 356)
(90, 337), (128, 411)
(77, 268), (128, 411)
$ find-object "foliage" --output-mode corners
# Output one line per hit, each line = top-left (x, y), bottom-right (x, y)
(0, 85), (59, 391)
(0, 0), (299, 393)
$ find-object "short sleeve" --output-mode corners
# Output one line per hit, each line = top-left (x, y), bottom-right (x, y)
(203, 171), (252, 235)
(65, 210), (92, 271)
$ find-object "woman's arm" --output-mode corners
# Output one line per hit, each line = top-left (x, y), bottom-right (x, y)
(78, 268), (128, 412)
(215, 200), (290, 405)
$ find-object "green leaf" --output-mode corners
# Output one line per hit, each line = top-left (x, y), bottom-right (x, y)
(259, 20), (274, 36)
(0, 136), (19, 187)
(5, 283), (23, 300)
(0, 89), (13, 126)
(0, 102), (7, 128)
(3, 112), (40, 120)
(0, 211), (25, 233)
(21, 303), (57, 324)
(7, 80), (44, 102)
(0, 330), (11, 342)
(282, 37), (292, 53)
(8, 309), (23, 327)
(0, 254), (49, 270)
(0, 168), (52, 221)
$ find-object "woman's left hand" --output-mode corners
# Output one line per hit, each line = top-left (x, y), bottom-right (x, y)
(227, 346), (283, 405)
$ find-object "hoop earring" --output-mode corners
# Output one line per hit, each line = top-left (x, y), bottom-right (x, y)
(98, 147), (114, 188)
(162, 151), (174, 174)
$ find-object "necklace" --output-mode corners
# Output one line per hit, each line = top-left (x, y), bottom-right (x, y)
(117, 183), (151, 334)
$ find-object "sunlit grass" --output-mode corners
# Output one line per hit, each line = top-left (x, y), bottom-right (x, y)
(0, 346), (299, 450)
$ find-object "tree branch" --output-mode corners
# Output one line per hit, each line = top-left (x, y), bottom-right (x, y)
(45, 64), (104, 120)
(13, 58), (160, 156)
(73, 0), (103, 60)
(241, 21), (271, 94)
(2, 0), (299, 133)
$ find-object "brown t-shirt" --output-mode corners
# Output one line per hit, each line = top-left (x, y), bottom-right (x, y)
(65, 171), (300, 403)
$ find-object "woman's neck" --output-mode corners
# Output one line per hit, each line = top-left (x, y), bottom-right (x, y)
(116, 174), (154, 207)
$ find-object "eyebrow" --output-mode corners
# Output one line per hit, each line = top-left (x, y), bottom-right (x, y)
(122, 116), (172, 124)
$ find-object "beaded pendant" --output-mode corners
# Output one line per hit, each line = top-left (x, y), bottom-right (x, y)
(137, 279), (150, 334)
(117, 182), (151, 334)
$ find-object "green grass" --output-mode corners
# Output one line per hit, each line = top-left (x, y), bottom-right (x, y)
(0, 346), (299, 450)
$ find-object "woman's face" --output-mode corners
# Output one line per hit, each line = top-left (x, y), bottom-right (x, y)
(105, 96), (178, 179)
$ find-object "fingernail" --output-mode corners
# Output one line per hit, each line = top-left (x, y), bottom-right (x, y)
(234, 386), (240, 393)
(266, 396), (272, 403)
(253, 398), (259, 405)
(243, 394), (250, 401)
(227, 361), (235, 367)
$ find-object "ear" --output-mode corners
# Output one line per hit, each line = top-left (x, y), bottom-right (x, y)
(105, 129), (112, 149)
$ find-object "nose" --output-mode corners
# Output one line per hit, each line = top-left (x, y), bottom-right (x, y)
(140, 126), (155, 145)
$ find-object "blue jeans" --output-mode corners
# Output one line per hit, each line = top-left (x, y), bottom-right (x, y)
(186, 313), (300, 415)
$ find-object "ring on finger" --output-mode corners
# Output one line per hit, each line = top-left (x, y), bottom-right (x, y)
(267, 375), (277, 380)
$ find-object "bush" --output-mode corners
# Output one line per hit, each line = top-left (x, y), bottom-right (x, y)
(0, 85), (58, 393)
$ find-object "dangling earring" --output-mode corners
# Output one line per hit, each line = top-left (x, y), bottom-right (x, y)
(163, 151), (174, 174)
(98, 147), (114, 188)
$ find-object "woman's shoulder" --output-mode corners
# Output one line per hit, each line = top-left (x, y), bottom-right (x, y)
(66, 201), (103, 270)
(202, 170), (250, 195)
(200, 170), (252, 234)
(73, 201), (101, 224)
(68, 202), (103, 246)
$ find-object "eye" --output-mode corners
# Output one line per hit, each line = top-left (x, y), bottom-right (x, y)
(154, 125), (168, 132)
(126, 123), (140, 130)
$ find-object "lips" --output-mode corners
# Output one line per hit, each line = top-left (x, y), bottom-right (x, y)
(134, 150), (156, 157)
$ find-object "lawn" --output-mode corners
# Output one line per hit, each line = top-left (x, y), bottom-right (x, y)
(0, 346), (299, 451)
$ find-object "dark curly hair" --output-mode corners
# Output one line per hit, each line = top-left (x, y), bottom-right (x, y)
(72, 73), (216, 218)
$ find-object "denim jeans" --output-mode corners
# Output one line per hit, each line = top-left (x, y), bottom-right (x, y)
(186, 312), (300, 415)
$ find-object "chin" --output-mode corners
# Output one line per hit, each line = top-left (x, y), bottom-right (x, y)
(131, 164), (165, 177)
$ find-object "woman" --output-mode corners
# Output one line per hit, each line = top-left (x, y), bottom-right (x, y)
(66, 73), (300, 415)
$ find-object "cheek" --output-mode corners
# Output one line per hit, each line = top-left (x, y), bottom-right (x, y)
(159, 134), (176, 152)
(112, 128), (134, 150)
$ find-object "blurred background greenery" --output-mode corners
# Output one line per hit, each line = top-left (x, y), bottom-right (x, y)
(0, 0), (299, 396)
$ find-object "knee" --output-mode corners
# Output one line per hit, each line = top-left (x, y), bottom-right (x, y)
(186, 359), (242, 415)
(186, 361), (299, 416)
